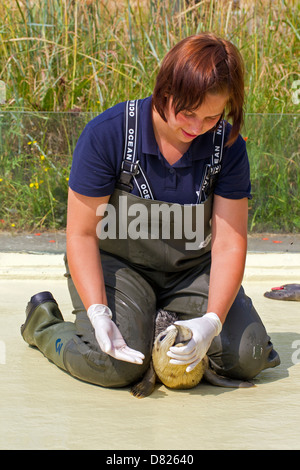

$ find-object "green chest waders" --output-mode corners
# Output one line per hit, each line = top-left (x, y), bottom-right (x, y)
(21, 100), (280, 388)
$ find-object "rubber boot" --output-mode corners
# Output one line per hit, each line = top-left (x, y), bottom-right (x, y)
(21, 291), (77, 371)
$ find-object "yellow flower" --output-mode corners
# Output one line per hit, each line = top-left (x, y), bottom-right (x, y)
(40, 155), (45, 160)
(29, 182), (34, 188)
(11, 223), (15, 227)
(44, 167), (49, 172)
(65, 177), (69, 181)
(0, 178), (3, 182)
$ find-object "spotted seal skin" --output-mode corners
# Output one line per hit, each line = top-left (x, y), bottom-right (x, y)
(152, 319), (207, 390)
(264, 284), (300, 301)
(131, 309), (254, 398)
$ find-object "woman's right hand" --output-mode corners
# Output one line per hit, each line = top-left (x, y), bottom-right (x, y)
(67, 189), (144, 365)
(87, 304), (145, 364)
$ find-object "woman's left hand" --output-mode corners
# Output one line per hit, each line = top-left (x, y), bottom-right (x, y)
(166, 313), (222, 372)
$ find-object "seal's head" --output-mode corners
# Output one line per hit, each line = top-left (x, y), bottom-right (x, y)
(152, 323), (207, 389)
(264, 284), (300, 301)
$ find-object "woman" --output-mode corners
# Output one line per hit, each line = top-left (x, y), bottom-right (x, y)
(21, 33), (280, 387)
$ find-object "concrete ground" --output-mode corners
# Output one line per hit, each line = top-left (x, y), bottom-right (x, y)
(1, 230), (300, 254)
(0, 231), (299, 450)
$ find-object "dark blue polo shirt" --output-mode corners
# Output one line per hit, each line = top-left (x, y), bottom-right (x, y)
(69, 96), (251, 204)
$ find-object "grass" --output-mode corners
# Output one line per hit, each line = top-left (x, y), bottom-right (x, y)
(245, 114), (300, 231)
(0, 0), (299, 232)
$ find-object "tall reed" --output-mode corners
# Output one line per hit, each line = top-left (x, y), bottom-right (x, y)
(0, 0), (298, 113)
(0, 0), (299, 231)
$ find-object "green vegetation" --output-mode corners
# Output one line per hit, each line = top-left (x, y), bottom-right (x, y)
(0, 0), (299, 231)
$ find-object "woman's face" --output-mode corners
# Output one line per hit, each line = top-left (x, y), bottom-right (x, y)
(165, 93), (229, 144)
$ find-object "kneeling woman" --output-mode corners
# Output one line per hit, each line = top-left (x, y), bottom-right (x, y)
(21, 33), (280, 388)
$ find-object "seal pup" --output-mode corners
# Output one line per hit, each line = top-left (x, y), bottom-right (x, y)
(131, 309), (254, 398)
(264, 284), (300, 301)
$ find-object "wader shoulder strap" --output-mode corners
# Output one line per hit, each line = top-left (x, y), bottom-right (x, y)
(116, 99), (155, 199)
(197, 119), (225, 204)
(117, 100), (225, 203)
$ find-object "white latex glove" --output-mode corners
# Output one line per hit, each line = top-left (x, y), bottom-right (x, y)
(167, 312), (222, 372)
(87, 304), (145, 364)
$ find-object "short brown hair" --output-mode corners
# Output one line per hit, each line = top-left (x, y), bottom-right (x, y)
(152, 33), (245, 146)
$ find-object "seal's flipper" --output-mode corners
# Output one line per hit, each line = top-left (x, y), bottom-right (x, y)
(203, 368), (255, 388)
(130, 361), (157, 398)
